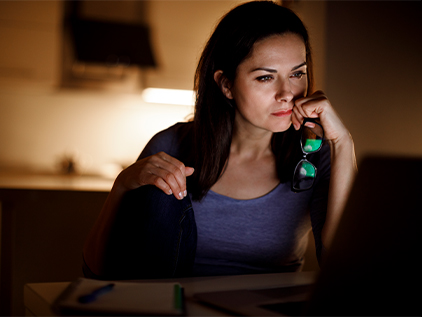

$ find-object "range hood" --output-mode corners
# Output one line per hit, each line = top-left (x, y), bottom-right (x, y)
(60, 1), (156, 91)
(70, 18), (156, 68)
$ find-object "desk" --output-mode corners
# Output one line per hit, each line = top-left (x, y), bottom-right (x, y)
(24, 272), (316, 316)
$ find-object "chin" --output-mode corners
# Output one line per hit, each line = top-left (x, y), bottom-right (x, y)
(272, 122), (292, 133)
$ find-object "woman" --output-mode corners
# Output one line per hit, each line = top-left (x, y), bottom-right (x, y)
(83, 1), (356, 280)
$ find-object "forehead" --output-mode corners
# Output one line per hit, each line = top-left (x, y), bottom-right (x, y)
(241, 33), (306, 68)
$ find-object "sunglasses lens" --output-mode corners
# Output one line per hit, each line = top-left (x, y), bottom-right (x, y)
(293, 160), (316, 191)
(302, 124), (323, 154)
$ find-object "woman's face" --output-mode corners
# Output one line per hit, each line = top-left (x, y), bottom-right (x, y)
(228, 33), (307, 134)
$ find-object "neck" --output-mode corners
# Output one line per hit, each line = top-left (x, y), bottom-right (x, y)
(231, 123), (273, 160)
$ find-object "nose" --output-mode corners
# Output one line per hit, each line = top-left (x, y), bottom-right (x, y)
(275, 79), (294, 103)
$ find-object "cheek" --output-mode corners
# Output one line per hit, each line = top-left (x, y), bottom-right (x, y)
(231, 81), (258, 108)
(292, 79), (308, 98)
(234, 88), (268, 116)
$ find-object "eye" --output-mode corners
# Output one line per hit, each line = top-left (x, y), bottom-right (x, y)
(291, 71), (306, 79)
(256, 75), (274, 82)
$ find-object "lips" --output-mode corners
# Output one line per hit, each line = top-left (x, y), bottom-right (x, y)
(271, 109), (292, 117)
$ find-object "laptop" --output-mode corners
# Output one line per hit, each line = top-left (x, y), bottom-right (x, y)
(194, 155), (421, 316)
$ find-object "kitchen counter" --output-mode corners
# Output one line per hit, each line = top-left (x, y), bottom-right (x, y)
(0, 172), (113, 192)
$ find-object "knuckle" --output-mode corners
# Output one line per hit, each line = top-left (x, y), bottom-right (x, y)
(172, 165), (184, 178)
(157, 151), (170, 161)
(152, 177), (172, 195)
(174, 160), (185, 170)
(164, 172), (175, 183)
(152, 176), (162, 187)
(147, 155), (159, 165)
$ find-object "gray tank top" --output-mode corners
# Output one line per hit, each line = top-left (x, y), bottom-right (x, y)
(191, 182), (314, 276)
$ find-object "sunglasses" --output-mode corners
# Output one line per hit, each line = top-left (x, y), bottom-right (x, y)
(292, 118), (324, 192)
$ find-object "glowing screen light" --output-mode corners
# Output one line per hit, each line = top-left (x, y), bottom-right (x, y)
(142, 88), (196, 106)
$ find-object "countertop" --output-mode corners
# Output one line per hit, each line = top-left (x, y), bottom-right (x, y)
(0, 172), (113, 192)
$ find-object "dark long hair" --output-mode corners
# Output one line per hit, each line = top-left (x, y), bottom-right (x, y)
(190, 1), (314, 201)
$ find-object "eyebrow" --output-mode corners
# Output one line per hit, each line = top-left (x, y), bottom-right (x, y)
(292, 62), (307, 71)
(250, 62), (307, 73)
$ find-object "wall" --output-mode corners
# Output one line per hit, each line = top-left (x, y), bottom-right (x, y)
(290, 0), (327, 91)
(325, 1), (422, 161)
(0, 86), (194, 177)
(145, 0), (244, 89)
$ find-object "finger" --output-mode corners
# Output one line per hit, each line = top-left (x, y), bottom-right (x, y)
(304, 99), (326, 118)
(148, 174), (174, 196)
(301, 95), (329, 118)
(296, 90), (325, 107)
(185, 166), (195, 177)
(294, 99), (309, 119)
(304, 121), (316, 128)
(156, 165), (187, 199)
(143, 166), (183, 200)
(141, 152), (190, 199)
(158, 152), (187, 174)
(295, 91), (327, 118)
(292, 106), (304, 130)
(154, 153), (189, 199)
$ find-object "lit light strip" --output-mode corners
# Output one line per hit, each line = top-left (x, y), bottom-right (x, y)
(142, 88), (196, 106)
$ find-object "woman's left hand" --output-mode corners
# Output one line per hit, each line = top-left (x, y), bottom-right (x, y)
(292, 90), (349, 144)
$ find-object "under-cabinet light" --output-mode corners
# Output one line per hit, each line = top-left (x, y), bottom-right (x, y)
(142, 88), (196, 106)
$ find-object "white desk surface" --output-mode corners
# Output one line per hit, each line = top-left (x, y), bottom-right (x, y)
(24, 271), (317, 316)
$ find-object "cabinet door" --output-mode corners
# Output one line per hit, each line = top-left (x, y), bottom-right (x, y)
(0, 1), (61, 86)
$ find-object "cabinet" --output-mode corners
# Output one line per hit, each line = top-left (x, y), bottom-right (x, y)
(0, 1), (61, 86)
(0, 174), (110, 316)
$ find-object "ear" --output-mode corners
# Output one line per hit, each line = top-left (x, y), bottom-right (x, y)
(214, 70), (233, 99)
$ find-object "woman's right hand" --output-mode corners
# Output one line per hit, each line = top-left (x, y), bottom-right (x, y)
(114, 152), (194, 200)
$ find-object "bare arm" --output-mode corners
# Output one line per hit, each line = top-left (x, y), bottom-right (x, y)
(83, 152), (194, 276)
(323, 133), (357, 247)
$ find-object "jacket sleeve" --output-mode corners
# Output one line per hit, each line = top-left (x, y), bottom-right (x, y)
(137, 122), (193, 162)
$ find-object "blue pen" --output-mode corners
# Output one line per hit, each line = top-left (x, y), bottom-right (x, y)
(78, 283), (115, 304)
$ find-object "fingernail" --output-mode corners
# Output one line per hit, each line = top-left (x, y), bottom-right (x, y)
(168, 189), (173, 195)
(183, 190), (187, 197)
(178, 192), (183, 199)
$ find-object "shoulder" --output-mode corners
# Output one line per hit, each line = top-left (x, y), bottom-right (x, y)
(138, 122), (194, 160)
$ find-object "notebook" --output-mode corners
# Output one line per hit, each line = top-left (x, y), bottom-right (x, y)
(52, 278), (184, 316)
(195, 155), (421, 316)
